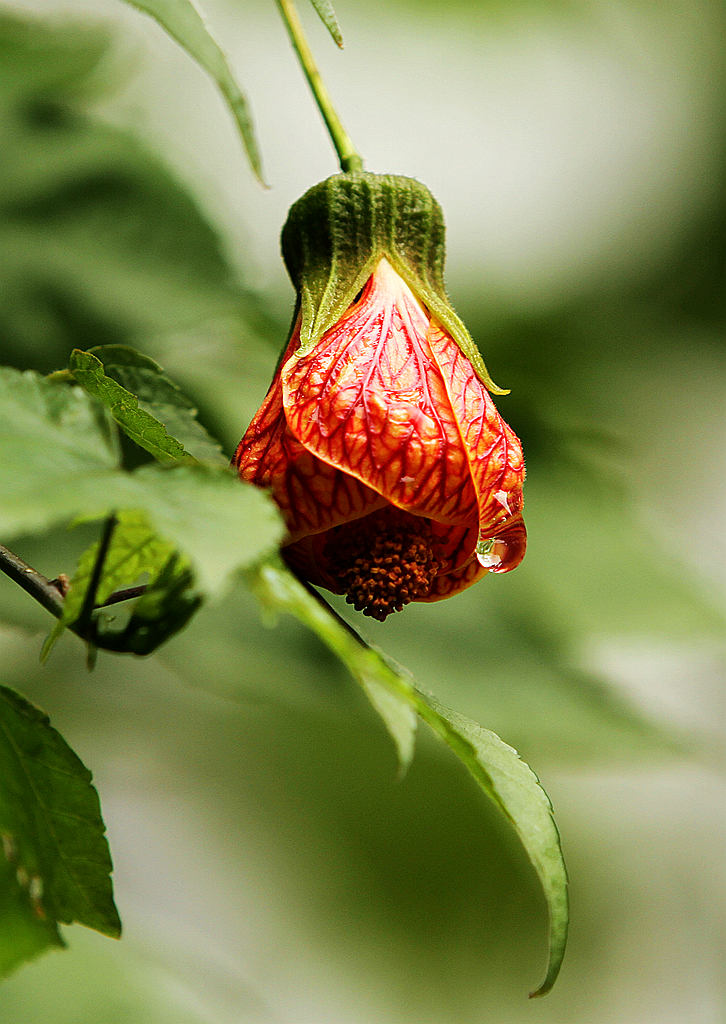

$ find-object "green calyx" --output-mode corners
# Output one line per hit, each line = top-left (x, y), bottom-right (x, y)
(281, 172), (507, 394)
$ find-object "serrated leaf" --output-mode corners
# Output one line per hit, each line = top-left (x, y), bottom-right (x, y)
(414, 698), (568, 996)
(41, 510), (200, 658)
(246, 559), (568, 994)
(122, 0), (264, 182)
(0, 685), (120, 979)
(84, 346), (226, 464)
(308, 0), (344, 47)
(0, 368), (284, 599)
(68, 346), (226, 465)
(69, 350), (186, 463)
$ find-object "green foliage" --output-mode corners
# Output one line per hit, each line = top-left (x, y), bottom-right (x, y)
(121, 0), (263, 181)
(72, 346), (226, 465)
(248, 561), (568, 994)
(6, 3), (722, 1012)
(0, 686), (119, 979)
(0, 10), (243, 375)
(68, 350), (188, 463)
(0, 335), (570, 989)
(41, 511), (200, 658)
(308, 0), (344, 47)
(0, 366), (283, 597)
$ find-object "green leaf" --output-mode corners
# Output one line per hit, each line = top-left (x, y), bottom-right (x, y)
(0, 368), (284, 599)
(308, 0), (344, 47)
(246, 559), (568, 994)
(42, 510), (201, 658)
(83, 346), (226, 464)
(122, 0), (264, 182)
(0, 841), (62, 979)
(415, 699), (569, 997)
(68, 346), (226, 465)
(68, 350), (186, 463)
(0, 685), (120, 978)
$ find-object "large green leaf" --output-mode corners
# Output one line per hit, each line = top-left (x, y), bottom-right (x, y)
(122, 0), (263, 181)
(0, 685), (120, 978)
(247, 559), (568, 995)
(0, 368), (283, 597)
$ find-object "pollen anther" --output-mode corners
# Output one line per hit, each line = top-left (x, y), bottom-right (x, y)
(323, 508), (440, 620)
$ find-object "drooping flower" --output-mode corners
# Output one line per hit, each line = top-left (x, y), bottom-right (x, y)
(234, 173), (526, 620)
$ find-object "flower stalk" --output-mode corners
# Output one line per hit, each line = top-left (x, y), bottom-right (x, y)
(275, 0), (363, 173)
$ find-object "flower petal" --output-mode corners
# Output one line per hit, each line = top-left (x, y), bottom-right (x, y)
(282, 259), (477, 525)
(427, 322), (526, 573)
(233, 365), (384, 541)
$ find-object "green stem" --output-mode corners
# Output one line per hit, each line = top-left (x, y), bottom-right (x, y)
(276, 0), (363, 173)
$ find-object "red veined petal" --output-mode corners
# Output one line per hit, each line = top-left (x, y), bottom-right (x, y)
(427, 322), (527, 573)
(281, 259), (478, 526)
(233, 358), (385, 541)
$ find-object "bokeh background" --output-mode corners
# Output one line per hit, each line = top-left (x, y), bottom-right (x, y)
(1, 0), (724, 1021)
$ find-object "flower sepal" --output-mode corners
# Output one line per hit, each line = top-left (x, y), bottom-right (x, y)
(281, 171), (507, 394)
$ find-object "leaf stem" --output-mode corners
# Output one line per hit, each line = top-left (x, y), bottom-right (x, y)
(275, 0), (363, 173)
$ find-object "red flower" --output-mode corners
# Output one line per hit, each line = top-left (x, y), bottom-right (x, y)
(234, 255), (525, 620)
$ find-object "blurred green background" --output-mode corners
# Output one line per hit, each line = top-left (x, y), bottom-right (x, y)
(1, 0), (724, 1020)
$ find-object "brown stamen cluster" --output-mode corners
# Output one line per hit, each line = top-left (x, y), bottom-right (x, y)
(324, 508), (440, 621)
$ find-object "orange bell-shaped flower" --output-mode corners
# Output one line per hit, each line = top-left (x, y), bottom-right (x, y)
(234, 174), (525, 620)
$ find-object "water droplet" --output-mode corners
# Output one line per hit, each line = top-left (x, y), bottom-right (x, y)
(476, 538), (503, 569)
(476, 514), (527, 574)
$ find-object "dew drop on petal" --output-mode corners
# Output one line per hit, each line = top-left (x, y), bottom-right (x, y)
(476, 538), (504, 569)
(476, 513), (527, 573)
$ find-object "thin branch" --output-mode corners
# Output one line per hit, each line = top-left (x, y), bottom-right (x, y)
(0, 543), (65, 619)
(0, 540), (148, 650)
(99, 585), (148, 608)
